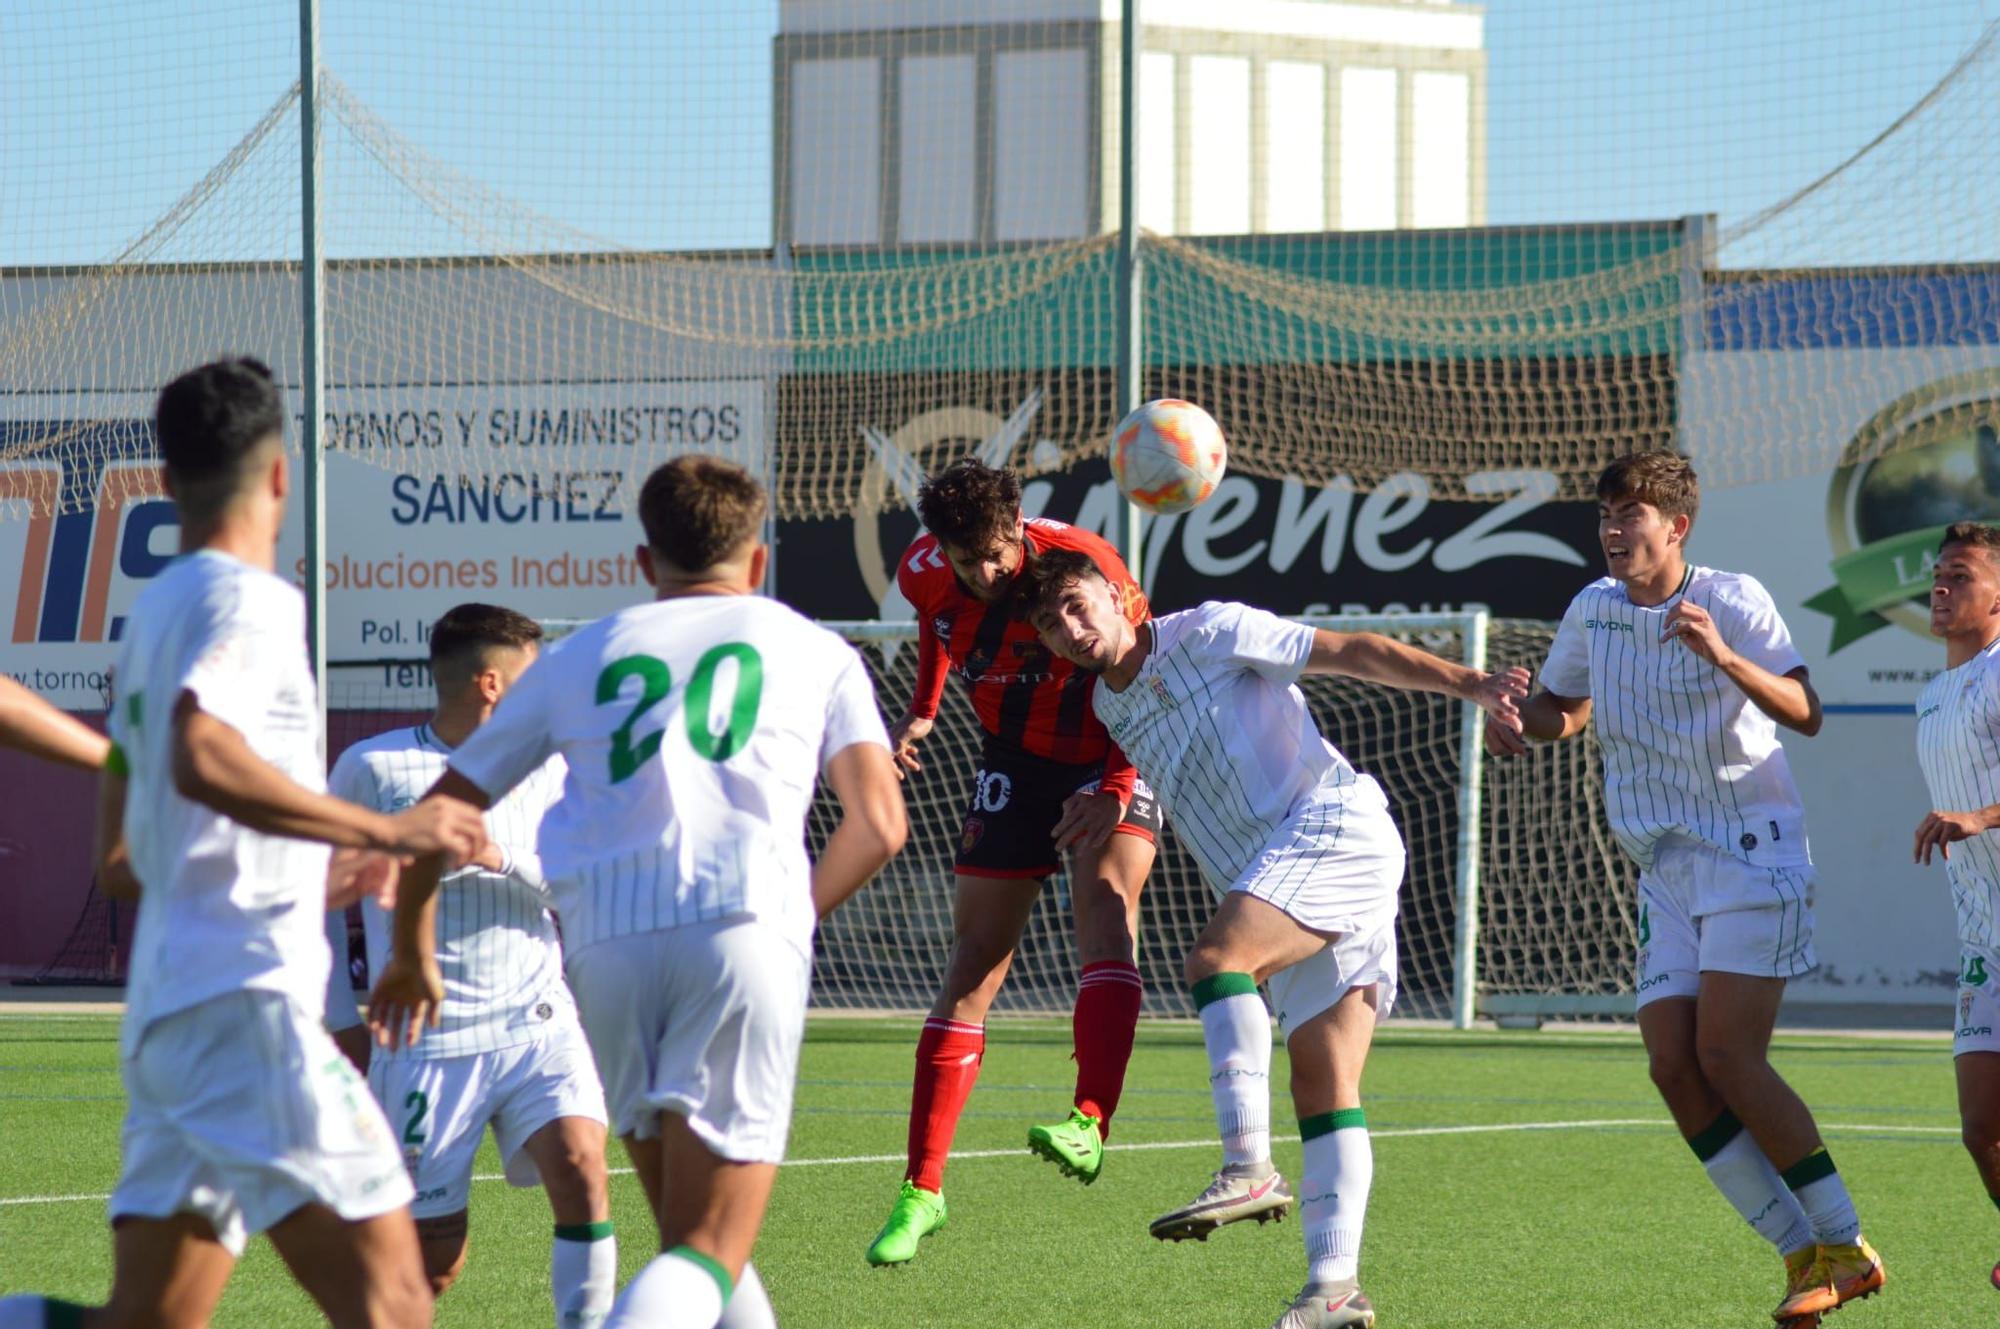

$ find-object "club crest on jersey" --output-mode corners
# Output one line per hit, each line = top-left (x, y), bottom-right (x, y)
(960, 816), (985, 855)
(1147, 675), (1177, 709)
(931, 615), (954, 641)
(1962, 989), (1976, 1027)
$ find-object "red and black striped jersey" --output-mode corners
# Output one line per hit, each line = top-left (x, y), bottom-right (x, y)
(898, 518), (1149, 792)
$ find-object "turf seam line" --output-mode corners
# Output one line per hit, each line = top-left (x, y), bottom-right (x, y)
(0, 1116), (1957, 1207)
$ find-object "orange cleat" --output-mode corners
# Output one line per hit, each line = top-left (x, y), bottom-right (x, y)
(1773, 1239), (1884, 1320)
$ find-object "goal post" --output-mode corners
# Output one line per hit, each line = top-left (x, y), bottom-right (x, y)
(329, 610), (1630, 1028)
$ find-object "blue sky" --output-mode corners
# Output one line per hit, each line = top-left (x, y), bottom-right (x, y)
(2, 0), (1996, 266)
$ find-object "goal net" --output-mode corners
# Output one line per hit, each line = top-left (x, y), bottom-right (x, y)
(326, 613), (1628, 1025)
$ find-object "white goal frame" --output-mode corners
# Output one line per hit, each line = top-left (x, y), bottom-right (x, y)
(825, 610), (1492, 1030)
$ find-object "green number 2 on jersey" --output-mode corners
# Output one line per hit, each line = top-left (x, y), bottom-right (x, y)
(597, 644), (765, 783)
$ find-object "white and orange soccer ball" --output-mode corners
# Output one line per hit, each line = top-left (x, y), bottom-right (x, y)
(1108, 398), (1228, 515)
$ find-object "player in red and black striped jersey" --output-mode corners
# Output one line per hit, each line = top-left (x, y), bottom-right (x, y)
(864, 460), (1159, 1267)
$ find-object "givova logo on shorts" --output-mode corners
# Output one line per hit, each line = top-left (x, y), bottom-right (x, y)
(973, 769), (1013, 812)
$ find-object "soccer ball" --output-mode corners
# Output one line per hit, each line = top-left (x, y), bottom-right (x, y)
(1108, 399), (1227, 515)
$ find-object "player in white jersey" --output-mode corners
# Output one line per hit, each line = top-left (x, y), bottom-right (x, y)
(323, 603), (616, 1326)
(0, 359), (487, 1329)
(1490, 452), (1881, 1325)
(1020, 549), (1528, 1329)
(1909, 520), (2000, 1291)
(370, 455), (907, 1329)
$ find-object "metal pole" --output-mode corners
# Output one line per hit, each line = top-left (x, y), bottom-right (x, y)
(1450, 610), (1490, 1030)
(299, 0), (327, 733)
(1115, 0), (1146, 585)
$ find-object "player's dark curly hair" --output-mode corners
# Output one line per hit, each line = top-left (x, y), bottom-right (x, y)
(1015, 547), (1105, 620)
(916, 459), (1022, 550)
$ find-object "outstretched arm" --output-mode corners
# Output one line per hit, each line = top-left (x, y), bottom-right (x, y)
(1487, 690), (1593, 755)
(1305, 629), (1531, 722)
(0, 676), (109, 771)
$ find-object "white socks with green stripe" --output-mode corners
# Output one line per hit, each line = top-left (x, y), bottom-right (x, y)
(1686, 1110), (1813, 1255)
(605, 1245), (732, 1329)
(1300, 1108), (1372, 1283)
(716, 1263), (776, 1329)
(554, 1221), (618, 1328)
(1780, 1147), (1863, 1247)
(1193, 972), (1272, 1167)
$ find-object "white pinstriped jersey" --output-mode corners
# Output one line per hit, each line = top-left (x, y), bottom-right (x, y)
(1914, 635), (2000, 948)
(108, 551), (332, 1059)
(1092, 601), (1375, 896)
(1541, 565), (1811, 884)
(326, 726), (570, 1059)
(447, 595), (890, 959)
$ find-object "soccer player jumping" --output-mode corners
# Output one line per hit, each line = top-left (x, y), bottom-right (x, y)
(868, 460), (1160, 1265)
(1489, 451), (1883, 1326)
(1021, 551), (1528, 1329)
(1910, 520), (2000, 1293)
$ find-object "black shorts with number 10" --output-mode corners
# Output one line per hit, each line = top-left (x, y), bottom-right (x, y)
(953, 737), (1162, 880)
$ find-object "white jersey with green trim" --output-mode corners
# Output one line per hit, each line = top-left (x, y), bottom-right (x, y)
(326, 726), (569, 1059)
(1539, 564), (1811, 882)
(446, 595), (890, 960)
(1915, 634), (2000, 949)
(107, 550), (332, 1059)
(1091, 600), (1376, 895)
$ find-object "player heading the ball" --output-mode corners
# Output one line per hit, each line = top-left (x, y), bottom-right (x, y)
(868, 459), (1161, 1268)
(370, 454), (906, 1329)
(1489, 450), (1883, 1325)
(1020, 549), (1527, 1329)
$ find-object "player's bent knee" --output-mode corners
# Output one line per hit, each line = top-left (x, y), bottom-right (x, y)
(1646, 1045), (1706, 1100)
(1961, 1112), (2000, 1160)
(1692, 1039), (1763, 1095)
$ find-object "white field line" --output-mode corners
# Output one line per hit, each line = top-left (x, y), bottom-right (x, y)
(0, 1115), (1956, 1209)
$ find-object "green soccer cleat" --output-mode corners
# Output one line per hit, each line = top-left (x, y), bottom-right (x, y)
(865, 1180), (948, 1267)
(1027, 1108), (1105, 1184)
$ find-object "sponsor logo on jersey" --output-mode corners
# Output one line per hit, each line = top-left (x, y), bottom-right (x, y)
(1919, 702), (1942, 719)
(931, 615), (954, 640)
(1582, 618), (1633, 633)
(1637, 971), (1673, 992)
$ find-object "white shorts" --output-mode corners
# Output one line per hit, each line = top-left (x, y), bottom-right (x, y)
(566, 917), (809, 1163)
(1955, 945), (2000, 1057)
(1268, 915), (1399, 1040)
(369, 1013), (607, 1220)
(1634, 840), (1816, 1010)
(1228, 778), (1406, 938)
(111, 991), (412, 1255)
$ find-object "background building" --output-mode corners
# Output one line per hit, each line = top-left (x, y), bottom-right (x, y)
(775, 0), (1487, 246)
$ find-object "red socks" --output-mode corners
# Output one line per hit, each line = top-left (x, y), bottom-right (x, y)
(1072, 961), (1143, 1137)
(905, 1017), (985, 1193)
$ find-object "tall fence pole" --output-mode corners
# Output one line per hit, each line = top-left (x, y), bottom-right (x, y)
(1451, 611), (1491, 1029)
(1116, 0), (1146, 586)
(299, 0), (327, 732)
